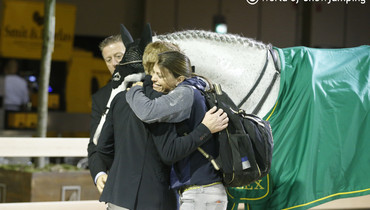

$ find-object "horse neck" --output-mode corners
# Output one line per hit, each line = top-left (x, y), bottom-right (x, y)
(153, 34), (280, 118)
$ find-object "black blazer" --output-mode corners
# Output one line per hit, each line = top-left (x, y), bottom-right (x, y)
(96, 89), (212, 210)
(88, 82), (113, 181)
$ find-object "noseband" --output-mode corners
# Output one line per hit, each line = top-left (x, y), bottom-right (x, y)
(118, 60), (142, 66)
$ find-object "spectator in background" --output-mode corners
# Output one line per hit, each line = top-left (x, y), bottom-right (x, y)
(87, 34), (126, 193)
(100, 34), (126, 75)
(65, 35), (125, 171)
(1, 59), (31, 167)
(3, 59), (29, 112)
(92, 34), (126, 125)
(2, 59), (29, 130)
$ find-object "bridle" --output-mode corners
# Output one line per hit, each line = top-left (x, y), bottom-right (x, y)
(118, 60), (142, 66)
(237, 44), (281, 115)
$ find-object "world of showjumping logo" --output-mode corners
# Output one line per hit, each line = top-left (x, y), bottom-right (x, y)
(245, 0), (366, 5)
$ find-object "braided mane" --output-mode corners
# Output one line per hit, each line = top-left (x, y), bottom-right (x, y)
(153, 29), (278, 117)
(155, 30), (268, 50)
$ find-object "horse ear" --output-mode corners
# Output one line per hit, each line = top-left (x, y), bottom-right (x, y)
(120, 24), (134, 46)
(139, 23), (152, 52)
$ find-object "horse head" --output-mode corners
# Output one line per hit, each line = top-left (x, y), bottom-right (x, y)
(93, 23), (152, 145)
(111, 23), (152, 90)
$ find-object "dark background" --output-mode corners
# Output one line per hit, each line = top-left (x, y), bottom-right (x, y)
(0, 0), (368, 113)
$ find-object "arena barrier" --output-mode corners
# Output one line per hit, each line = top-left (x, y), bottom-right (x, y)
(0, 200), (105, 210)
(0, 137), (105, 210)
(0, 137), (368, 210)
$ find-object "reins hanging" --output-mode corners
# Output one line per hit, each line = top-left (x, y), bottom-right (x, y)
(237, 45), (280, 115)
(237, 49), (269, 108)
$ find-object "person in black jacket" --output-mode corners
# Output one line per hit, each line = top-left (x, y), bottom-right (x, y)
(96, 75), (227, 210)
(92, 24), (228, 210)
(88, 34), (126, 193)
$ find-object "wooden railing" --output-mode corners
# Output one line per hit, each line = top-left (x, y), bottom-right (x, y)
(0, 137), (89, 157)
(0, 200), (105, 210)
(0, 137), (105, 210)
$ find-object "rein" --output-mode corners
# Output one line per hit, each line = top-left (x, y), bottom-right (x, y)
(237, 45), (280, 115)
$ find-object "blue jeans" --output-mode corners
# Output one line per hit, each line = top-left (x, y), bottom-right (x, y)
(179, 183), (227, 210)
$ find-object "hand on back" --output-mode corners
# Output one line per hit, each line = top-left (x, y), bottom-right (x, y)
(202, 106), (229, 133)
(127, 81), (143, 91)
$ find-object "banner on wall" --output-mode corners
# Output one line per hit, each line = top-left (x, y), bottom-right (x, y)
(0, 0), (76, 61)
